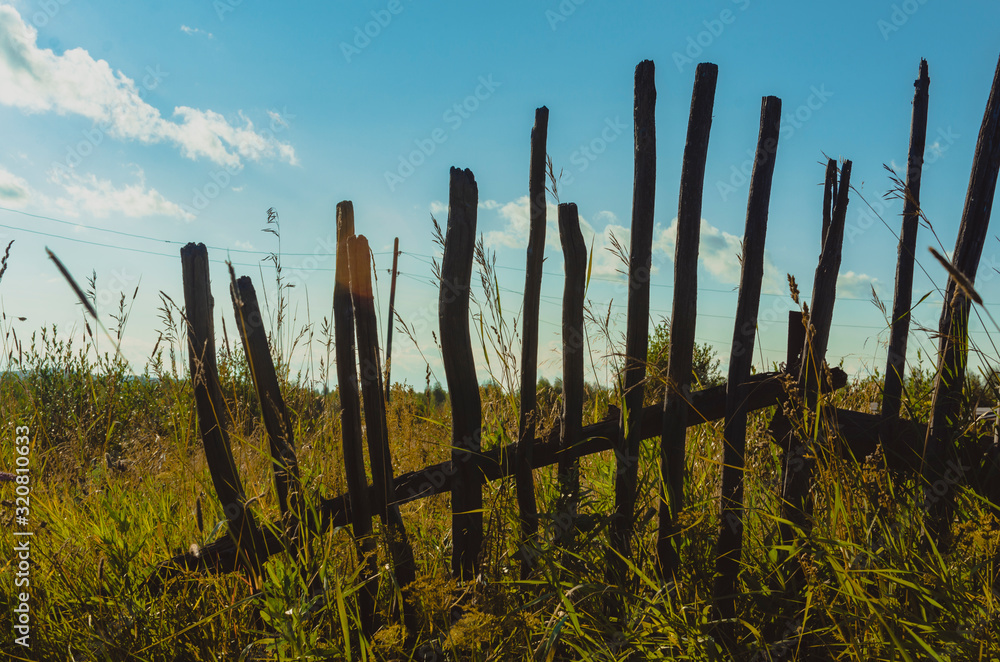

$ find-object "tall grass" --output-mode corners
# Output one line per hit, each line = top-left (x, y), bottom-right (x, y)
(1, 226), (999, 661)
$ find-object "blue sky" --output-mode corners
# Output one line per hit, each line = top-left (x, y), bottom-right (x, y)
(0, 0), (998, 391)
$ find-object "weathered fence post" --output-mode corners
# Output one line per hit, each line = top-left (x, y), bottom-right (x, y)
(656, 61), (719, 580)
(347, 234), (417, 618)
(786, 311), (805, 374)
(881, 59), (930, 428)
(780, 159), (852, 548)
(713, 95), (781, 620)
(180, 243), (266, 579)
(609, 58), (657, 584)
(516, 106), (549, 577)
(440, 167), (483, 581)
(385, 236), (400, 404)
(332, 202), (378, 635)
(821, 159), (837, 249)
(229, 274), (302, 535)
(557, 202), (586, 546)
(922, 53), (1000, 551)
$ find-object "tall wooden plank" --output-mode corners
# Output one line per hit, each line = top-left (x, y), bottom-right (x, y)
(557, 202), (586, 544)
(516, 106), (550, 577)
(385, 237), (400, 404)
(608, 59), (657, 581)
(348, 234), (417, 626)
(786, 311), (805, 374)
(332, 202), (377, 635)
(655, 61), (719, 580)
(780, 160), (852, 545)
(180, 243), (266, 578)
(713, 96), (781, 619)
(230, 275), (301, 533)
(881, 59), (931, 425)
(440, 167), (483, 581)
(922, 53), (1000, 550)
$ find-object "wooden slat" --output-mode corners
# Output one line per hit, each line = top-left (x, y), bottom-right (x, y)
(229, 275), (301, 533)
(922, 53), (1000, 550)
(609, 58), (657, 579)
(348, 233), (417, 627)
(656, 61), (719, 579)
(714, 95), (781, 619)
(516, 106), (549, 576)
(385, 237), (400, 404)
(881, 59), (931, 424)
(780, 160), (852, 544)
(180, 243), (266, 578)
(557, 202), (586, 545)
(440, 167), (483, 581)
(332, 202), (377, 635)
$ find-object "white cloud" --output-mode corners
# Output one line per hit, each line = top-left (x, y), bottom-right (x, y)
(837, 270), (879, 299)
(0, 165), (31, 206)
(480, 195), (593, 252)
(654, 218), (785, 294)
(49, 166), (193, 220)
(180, 25), (214, 39)
(0, 6), (295, 168)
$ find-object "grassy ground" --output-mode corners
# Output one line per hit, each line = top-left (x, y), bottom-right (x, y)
(1, 261), (1000, 660)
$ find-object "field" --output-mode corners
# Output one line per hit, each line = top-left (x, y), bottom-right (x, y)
(1, 240), (1000, 662)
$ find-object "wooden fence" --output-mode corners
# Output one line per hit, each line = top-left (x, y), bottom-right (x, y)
(149, 54), (1000, 642)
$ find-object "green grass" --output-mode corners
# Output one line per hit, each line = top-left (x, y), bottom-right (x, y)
(2, 250), (1000, 661)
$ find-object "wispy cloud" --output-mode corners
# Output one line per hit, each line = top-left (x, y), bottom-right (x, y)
(837, 270), (879, 298)
(180, 25), (214, 39)
(0, 5), (295, 168)
(0, 166), (31, 206)
(0, 162), (191, 220)
(50, 167), (194, 220)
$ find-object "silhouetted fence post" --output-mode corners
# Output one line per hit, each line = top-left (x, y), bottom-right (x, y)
(922, 53), (1000, 551)
(714, 95), (781, 620)
(180, 242), (266, 580)
(348, 233), (417, 630)
(780, 159), (852, 548)
(656, 61), (719, 580)
(786, 311), (805, 374)
(609, 58), (657, 584)
(881, 59), (930, 428)
(516, 106), (549, 577)
(229, 274), (302, 536)
(440, 167), (483, 581)
(385, 236), (400, 404)
(557, 202), (586, 546)
(332, 201), (378, 635)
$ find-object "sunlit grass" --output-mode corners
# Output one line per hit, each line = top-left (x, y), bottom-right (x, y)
(1, 236), (999, 660)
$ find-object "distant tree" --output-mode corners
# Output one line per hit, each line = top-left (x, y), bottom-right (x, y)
(645, 320), (723, 404)
(428, 381), (447, 407)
